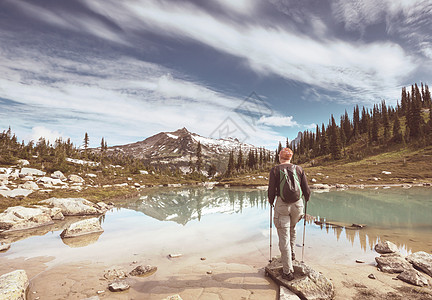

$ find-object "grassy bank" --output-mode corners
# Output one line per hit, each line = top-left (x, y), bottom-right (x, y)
(219, 145), (432, 187)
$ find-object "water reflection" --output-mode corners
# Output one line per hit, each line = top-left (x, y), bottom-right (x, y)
(121, 187), (268, 225)
(61, 231), (103, 248)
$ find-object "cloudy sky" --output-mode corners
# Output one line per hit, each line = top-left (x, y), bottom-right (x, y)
(0, 0), (431, 148)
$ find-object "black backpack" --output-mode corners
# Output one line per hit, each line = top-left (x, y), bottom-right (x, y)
(277, 165), (303, 203)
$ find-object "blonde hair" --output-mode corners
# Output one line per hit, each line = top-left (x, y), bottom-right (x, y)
(279, 147), (293, 161)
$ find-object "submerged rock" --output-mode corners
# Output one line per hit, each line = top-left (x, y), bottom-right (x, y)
(280, 285), (301, 300)
(0, 270), (29, 300)
(0, 206), (53, 232)
(103, 269), (127, 281)
(374, 240), (398, 254)
(406, 251), (432, 277)
(108, 281), (129, 292)
(397, 269), (429, 286)
(39, 198), (103, 215)
(129, 265), (157, 277)
(266, 258), (334, 300)
(163, 295), (183, 300)
(60, 218), (103, 238)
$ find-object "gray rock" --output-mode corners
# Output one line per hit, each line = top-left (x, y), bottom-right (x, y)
(68, 174), (85, 183)
(375, 255), (412, 273)
(280, 285), (301, 300)
(0, 206), (53, 232)
(397, 269), (429, 286)
(17, 159), (30, 166)
(163, 295), (183, 300)
(0, 185), (10, 191)
(0, 270), (29, 300)
(60, 218), (104, 238)
(406, 251), (432, 277)
(103, 269), (127, 281)
(368, 274), (376, 279)
(374, 240), (398, 254)
(266, 259), (334, 300)
(39, 198), (103, 216)
(0, 188), (33, 198)
(19, 181), (39, 191)
(33, 206), (65, 220)
(0, 242), (11, 251)
(311, 184), (331, 190)
(129, 265), (157, 277)
(51, 171), (66, 180)
(108, 281), (129, 292)
(20, 168), (45, 176)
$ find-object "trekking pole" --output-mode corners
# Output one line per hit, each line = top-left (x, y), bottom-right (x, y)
(269, 203), (273, 263)
(301, 199), (308, 263)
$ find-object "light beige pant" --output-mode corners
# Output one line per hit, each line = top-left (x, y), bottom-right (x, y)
(273, 197), (304, 274)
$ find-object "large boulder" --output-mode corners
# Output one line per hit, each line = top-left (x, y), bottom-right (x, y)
(0, 206), (54, 232)
(33, 206), (65, 220)
(129, 265), (157, 277)
(266, 259), (334, 300)
(39, 198), (103, 216)
(375, 254), (412, 273)
(0, 189), (33, 198)
(0, 270), (29, 300)
(60, 218), (104, 238)
(374, 240), (398, 254)
(20, 168), (45, 176)
(406, 251), (432, 277)
(68, 175), (84, 183)
(397, 269), (429, 286)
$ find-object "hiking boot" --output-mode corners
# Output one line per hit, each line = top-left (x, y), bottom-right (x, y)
(281, 272), (295, 281)
(291, 252), (296, 261)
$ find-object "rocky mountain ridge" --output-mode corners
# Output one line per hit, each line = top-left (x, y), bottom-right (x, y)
(106, 127), (271, 173)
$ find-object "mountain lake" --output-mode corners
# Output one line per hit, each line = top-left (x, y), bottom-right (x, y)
(1, 186), (431, 299)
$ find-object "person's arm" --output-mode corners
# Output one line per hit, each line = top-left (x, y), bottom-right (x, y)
(268, 167), (276, 205)
(299, 167), (311, 202)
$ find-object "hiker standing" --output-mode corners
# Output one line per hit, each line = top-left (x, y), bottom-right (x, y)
(268, 147), (311, 280)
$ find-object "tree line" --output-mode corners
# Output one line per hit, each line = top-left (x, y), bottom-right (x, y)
(288, 83), (432, 163)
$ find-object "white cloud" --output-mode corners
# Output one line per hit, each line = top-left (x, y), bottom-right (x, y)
(0, 48), (282, 147)
(214, 0), (257, 14)
(257, 115), (299, 127)
(30, 126), (65, 144)
(78, 0), (418, 104)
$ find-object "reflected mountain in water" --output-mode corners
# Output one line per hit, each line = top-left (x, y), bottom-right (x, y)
(122, 187), (268, 225)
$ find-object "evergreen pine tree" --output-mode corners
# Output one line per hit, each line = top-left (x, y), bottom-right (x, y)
(83, 132), (89, 150)
(372, 106), (379, 142)
(381, 100), (390, 140)
(226, 151), (234, 176)
(320, 123), (328, 155)
(392, 114), (403, 143)
(329, 115), (342, 160)
(236, 147), (243, 171)
(352, 105), (360, 138)
(196, 141), (202, 172)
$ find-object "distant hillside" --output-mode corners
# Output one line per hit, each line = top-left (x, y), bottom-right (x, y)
(105, 127), (271, 174)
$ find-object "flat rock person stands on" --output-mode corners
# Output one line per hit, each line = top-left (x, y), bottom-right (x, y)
(268, 147), (311, 280)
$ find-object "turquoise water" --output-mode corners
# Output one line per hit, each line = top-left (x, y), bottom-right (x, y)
(1, 186), (431, 266)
